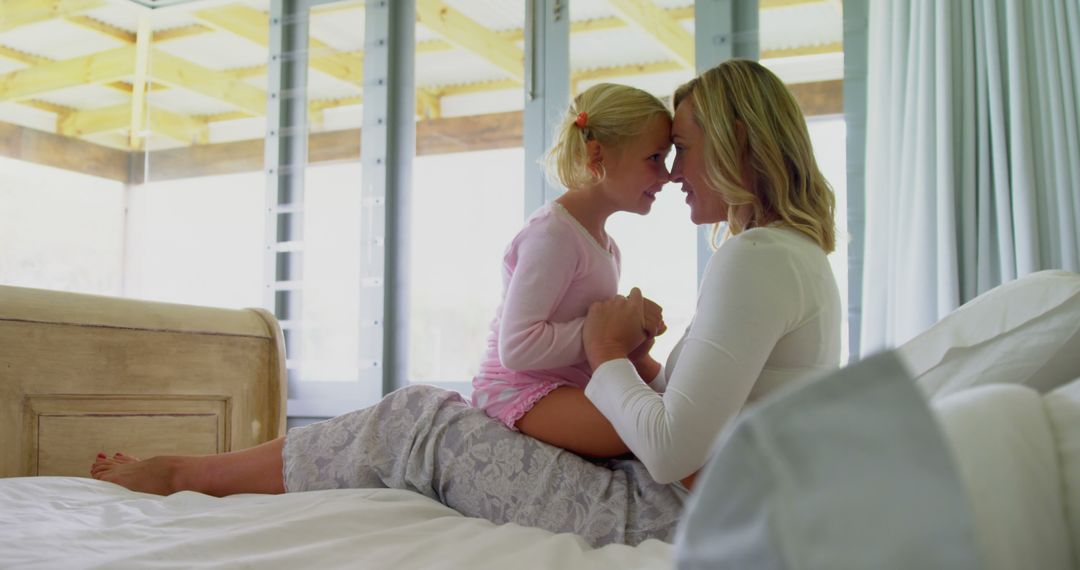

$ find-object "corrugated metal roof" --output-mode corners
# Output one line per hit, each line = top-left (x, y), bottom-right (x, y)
(0, 0), (843, 151)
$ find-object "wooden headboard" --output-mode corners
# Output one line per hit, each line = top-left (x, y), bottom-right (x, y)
(0, 285), (286, 478)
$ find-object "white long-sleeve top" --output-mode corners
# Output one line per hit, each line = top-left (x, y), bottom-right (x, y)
(584, 226), (842, 484)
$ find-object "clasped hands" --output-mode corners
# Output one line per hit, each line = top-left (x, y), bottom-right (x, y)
(583, 287), (666, 371)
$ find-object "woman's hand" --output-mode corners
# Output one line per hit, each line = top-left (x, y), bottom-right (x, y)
(583, 287), (649, 370)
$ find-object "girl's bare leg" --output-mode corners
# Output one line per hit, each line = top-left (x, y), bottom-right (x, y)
(515, 387), (631, 458)
(90, 437), (285, 496)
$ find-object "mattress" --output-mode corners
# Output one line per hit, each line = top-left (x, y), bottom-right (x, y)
(0, 477), (673, 569)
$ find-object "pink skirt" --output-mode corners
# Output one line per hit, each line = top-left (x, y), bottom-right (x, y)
(471, 365), (592, 429)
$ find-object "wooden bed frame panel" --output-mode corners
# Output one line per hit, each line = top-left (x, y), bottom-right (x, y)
(0, 285), (286, 478)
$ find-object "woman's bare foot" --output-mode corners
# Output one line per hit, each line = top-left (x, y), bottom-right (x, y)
(90, 452), (206, 496)
(88, 438), (287, 497)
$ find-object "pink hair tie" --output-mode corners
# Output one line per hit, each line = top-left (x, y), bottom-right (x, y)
(575, 112), (588, 128)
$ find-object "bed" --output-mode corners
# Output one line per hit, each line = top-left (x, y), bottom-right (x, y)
(0, 478), (670, 569)
(0, 284), (674, 568)
(1, 273), (1078, 569)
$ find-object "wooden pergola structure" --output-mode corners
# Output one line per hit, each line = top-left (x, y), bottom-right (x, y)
(0, 0), (843, 183)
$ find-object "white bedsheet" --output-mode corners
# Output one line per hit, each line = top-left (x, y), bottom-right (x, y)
(0, 477), (673, 569)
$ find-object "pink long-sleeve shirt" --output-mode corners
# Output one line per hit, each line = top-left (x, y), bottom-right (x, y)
(471, 202), (621, 428)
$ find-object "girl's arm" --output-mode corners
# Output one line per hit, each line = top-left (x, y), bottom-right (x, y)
(497, 227), (588, 371)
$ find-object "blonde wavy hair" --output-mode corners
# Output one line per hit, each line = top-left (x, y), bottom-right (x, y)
(674, 59), (836, 252)
(544, 83), (670, 191)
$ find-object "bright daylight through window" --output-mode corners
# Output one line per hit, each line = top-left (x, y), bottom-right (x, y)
(0, 0), (848, 407)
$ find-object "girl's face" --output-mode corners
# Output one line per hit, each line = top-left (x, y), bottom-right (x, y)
(598, 113), (672, 215)
(671, 99), (728, 225)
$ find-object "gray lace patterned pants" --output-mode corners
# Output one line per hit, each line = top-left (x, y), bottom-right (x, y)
(283, 385), (687, 547)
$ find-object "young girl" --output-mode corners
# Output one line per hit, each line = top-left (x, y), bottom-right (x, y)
(470, 83), (673, 457)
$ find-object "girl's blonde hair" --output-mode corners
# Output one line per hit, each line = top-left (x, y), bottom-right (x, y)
(544, 83), (671, 190)
(674, 59), (836, 252)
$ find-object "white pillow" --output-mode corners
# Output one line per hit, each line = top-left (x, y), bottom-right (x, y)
(897, 270), (1080, 399)
(931, 384), (1074, 570)
(1044, 378), (1080, 565)
(675, 351), (982, 570)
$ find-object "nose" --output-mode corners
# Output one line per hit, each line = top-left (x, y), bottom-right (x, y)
(670, 155), (684, 184)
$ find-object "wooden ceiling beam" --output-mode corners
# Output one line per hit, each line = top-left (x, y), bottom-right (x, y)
(59, 103), (210, 143)
(149, 107), (211, 144)
(761, 0), (824, 8)
(152, 24), (213, 42)
(0, 0), (840, 151)
(0, 77), (839, 183)
(0, 45), (163, 96)
(436, 79), (519, 97)
(416, 0), (523, 83)
(0, 120), (128, 182)
(0, 0), (104, 33)
(21, 99), (74, 115)
(787, 78), (842, 116)
(413, 4), (841, 57)
(128, 14), (152, 150)
(130, 110), (526, 182)
(192, 5), (267, 44)
(226, 65), (266, 79)
(0, 46), (134, 102)
(606, 0), (694, 69)
(149, 49), (266, 116)
(199, 111), (249, 123)
(309, 96), (362, 114)
(572, 61), (682, 84)
(0, 45), (51, 66)
(57, 103), (129, 137)
(62, 14), (136, 43)
(310, 1), (364, 16)
(416, 88), (441, 120)
(194, 4), (362, 85)
(415, 8), (695, 54)
(765, 41), (843, 59)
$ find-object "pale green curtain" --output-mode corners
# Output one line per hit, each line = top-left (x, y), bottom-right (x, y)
(860, 0), (1080, 354)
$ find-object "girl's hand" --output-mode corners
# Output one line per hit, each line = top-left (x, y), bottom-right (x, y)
(584, 287), (649, 370)
(627, 334), (655, 364)
(642, 297), (667, 337)
(627, 334), (662, 381)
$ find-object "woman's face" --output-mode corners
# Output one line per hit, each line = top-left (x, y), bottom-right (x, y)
(671, 99), (728, 225)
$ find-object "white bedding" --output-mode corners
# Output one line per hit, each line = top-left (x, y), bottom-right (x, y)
(0, 477), (673, 569)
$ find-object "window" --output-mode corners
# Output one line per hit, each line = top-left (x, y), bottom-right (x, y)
(0, 157), (125, 296)
(1, 0), (852, 417)
(0, 0), (275, 311)
(807, 117), (849, 364)
(761, 1), (848, 363)
(409, 149), (524, 388)
(408, 1), (526, 393)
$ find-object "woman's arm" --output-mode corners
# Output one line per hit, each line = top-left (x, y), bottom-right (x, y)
(583, 237), (796, 484)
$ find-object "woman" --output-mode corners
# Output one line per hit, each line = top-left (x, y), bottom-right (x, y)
(581, 58), (841, 488)
(91, 59), (840, 548)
